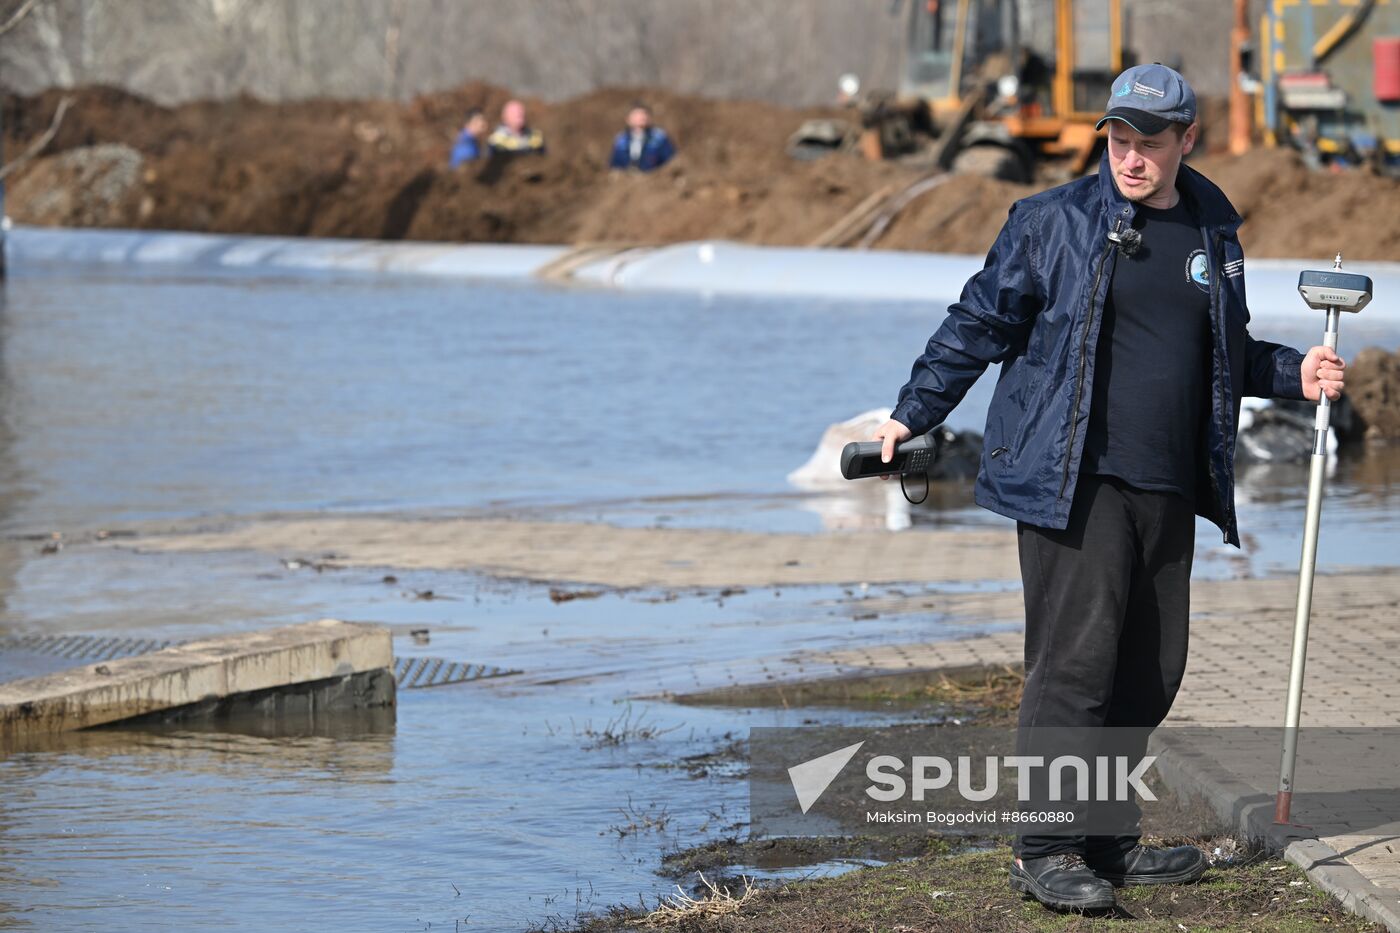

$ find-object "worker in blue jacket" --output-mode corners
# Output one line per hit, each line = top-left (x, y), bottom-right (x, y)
(449, 109), (489, 168)
(872, 64), (1347, 912)
(609, 103), (675, 172)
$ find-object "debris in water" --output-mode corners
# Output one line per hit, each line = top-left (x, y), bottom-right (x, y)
(549, 587), (604, 603)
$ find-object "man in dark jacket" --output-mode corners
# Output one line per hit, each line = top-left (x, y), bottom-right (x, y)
(872, 64), (1347, 911)
(609, 103), (676, 172)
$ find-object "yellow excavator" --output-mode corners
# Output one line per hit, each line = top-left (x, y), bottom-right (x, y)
(791, 0), (1134, 182)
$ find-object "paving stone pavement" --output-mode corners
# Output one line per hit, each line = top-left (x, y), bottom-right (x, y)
(795, 564), (1400, 929)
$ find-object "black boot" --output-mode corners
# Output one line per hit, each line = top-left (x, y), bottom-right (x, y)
(1009, 853), (1117, 910)
(1084, 844), (1208, 886)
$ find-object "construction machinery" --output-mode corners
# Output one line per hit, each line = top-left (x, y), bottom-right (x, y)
(790, 0), (1134, 182)
(1240, 0), (1400, 172)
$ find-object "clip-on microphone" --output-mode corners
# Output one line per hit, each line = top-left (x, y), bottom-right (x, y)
(1107, 225), (1143, 256)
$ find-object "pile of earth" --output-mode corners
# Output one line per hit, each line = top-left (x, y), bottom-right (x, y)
(1349, 348), (1400, 445)
(5, 83), (1400, 260)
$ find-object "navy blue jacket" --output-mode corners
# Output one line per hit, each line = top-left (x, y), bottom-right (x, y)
(609, 127), (676, 172)
(891, 152), (1306, 547)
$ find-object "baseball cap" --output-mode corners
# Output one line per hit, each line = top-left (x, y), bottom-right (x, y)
(1096, 63), (1197, 135)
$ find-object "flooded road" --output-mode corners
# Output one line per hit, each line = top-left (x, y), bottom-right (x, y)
(0, 260), (1397, 930)
(0, 572), (1002, 931)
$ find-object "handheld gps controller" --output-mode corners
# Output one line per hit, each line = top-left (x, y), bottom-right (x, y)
(840, 432), (941, 480)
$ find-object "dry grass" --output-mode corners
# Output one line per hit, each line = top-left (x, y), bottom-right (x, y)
(627, 872), (757, 928)
(574, 844), (1384, 932)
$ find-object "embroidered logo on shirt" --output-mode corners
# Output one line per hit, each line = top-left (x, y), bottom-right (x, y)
(1186, 250), (1210, 292)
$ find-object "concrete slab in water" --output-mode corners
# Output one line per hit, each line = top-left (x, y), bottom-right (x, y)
(0, 619), (392, 736)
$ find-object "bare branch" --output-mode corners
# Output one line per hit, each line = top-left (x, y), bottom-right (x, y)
(0, 0), (43, 38)
(0, 96), (72, 182)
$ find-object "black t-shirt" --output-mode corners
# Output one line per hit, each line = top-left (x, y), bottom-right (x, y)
(1081, 196), (1213, 501)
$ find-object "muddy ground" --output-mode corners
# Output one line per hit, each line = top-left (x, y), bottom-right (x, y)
(6, 84), (1400, 260)
(556, 847), (1381, 932)
(72, 512), (1024, 590)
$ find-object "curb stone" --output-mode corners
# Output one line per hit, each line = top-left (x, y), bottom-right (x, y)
(1150, 731), (1400, 932)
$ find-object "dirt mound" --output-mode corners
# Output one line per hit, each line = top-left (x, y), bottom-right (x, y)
(5, 85), (1400, 260)
(1348, 348), (1400, 443)
(875, 174), (1033, 252)
(1193, 148), (1400, 262)
(8, 143), (144, 227)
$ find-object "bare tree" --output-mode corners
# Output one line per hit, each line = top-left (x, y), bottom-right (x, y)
(382, 0), (407, 99)
(0, 0), (43, 37)
(0, 94), (69, 181)
(0, 0), (1237, 107)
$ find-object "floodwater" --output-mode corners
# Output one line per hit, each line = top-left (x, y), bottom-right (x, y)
(0, 259), (1398, 930)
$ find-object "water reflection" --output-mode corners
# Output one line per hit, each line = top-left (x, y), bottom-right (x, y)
(2, 709), (395, 774)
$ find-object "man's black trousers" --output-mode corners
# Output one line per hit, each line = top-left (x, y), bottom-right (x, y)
(1011, 473), (1196, 860)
